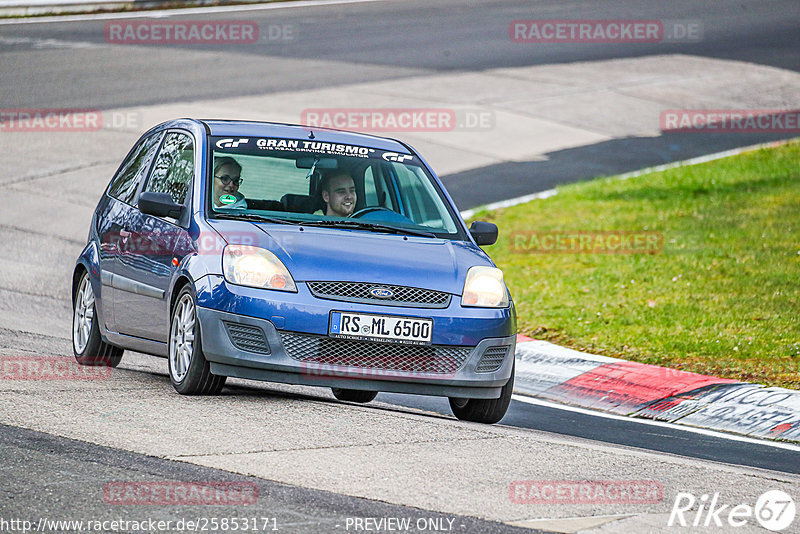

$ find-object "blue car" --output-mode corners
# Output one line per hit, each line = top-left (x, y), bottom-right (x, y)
(72, 119), (516, 423)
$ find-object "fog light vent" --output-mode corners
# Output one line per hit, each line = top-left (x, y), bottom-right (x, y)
(476, 345), (509, 373)
(224, 322), (270, 354)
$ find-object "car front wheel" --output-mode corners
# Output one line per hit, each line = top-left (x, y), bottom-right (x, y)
(72, 270), (122, 367)
(168, 286), (226, 395)
(449, 363), (514, 424)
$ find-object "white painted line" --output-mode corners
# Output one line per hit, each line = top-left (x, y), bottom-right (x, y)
(613, 139), (799, 181)
(459, 138), (798, 219)
(0, 34), (98, 48)
(516, 339), (621, 364)
(511, 394), (800, 452)
(0, 0), (385, 24)
(460, 188), (556, 220)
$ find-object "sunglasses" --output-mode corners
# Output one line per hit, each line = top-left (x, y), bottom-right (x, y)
(215, 174), (242, 186)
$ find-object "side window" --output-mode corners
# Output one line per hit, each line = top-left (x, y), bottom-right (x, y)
(108, 132), (163, 204)
(144, 132), (194, 206)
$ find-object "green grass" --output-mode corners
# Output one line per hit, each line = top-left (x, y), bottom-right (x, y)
(477, 141), (800, 389)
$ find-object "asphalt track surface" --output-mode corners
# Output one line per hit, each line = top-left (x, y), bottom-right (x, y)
(378, 393), (800, 475)
(0, 424), (536, 534)
(1, 1), (800, 532)
(3, 0), (799, 107)
(2, 0), (800, 207)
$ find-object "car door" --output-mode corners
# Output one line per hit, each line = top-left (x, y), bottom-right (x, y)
(96, 130), (164, 333)
(113, 131), (195, 342)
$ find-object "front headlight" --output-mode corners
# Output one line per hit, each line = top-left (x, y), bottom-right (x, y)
(222, 245), (297, 292)
(462, 266), (509, 308)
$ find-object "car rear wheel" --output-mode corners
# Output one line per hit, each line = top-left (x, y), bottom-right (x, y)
(449, 363), (514, 424)
(72, 270), (122, 367)
(168, 286), (226, 395)
(331, 388), (378, 403)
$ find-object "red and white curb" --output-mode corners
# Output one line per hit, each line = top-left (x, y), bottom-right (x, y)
(513, 335), (800, 443)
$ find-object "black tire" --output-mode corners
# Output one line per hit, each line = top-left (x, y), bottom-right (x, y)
(449, 363), (514, 424)
(72, 270), (122, 367)
(168, 285), (226, 395)
(331, 388), (378, 403)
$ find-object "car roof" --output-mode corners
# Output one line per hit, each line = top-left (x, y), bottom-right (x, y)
(199, 119), (413, 154)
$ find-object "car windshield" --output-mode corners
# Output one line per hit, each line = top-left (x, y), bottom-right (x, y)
(207, 136), (461, 238)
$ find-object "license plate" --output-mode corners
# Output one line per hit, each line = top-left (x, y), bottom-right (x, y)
(329, 311), (432, 345)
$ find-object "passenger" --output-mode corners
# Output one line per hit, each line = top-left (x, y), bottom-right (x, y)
(212, 156), (247, 209)
(318, 171), (357, 217)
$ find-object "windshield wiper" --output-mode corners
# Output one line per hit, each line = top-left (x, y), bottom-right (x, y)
(212, 212), (299, 225)
(301, 219), (437, 238)
(213, 213), (438, 237)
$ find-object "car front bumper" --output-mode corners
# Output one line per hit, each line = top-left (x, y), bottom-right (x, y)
(195, 275), (516, 399)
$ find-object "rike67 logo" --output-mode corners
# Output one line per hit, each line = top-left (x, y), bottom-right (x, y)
(669, 490), (795, 531)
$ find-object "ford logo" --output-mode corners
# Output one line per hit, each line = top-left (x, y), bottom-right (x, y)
(369, 287), (393, 299)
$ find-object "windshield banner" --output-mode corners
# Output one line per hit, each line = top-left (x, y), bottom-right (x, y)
(212, 137), (417, 164)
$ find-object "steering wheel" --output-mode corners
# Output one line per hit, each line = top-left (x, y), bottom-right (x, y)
(351, 206), (394, 218)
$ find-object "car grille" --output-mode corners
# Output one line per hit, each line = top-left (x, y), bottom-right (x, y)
(475, 345), (509, 373)
(224, 322), (270, 354)
(307, 281), (451, 308)
(280, 332), (471, 375)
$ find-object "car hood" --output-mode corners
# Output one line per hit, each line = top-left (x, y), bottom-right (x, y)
(208, 220), (493, 294)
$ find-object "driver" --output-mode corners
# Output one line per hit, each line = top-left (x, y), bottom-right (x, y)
(318, 171), (356, 217)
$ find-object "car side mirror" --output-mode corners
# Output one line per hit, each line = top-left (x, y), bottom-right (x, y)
(469, 221), (498, 246)
(139, 191), (184, 219)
